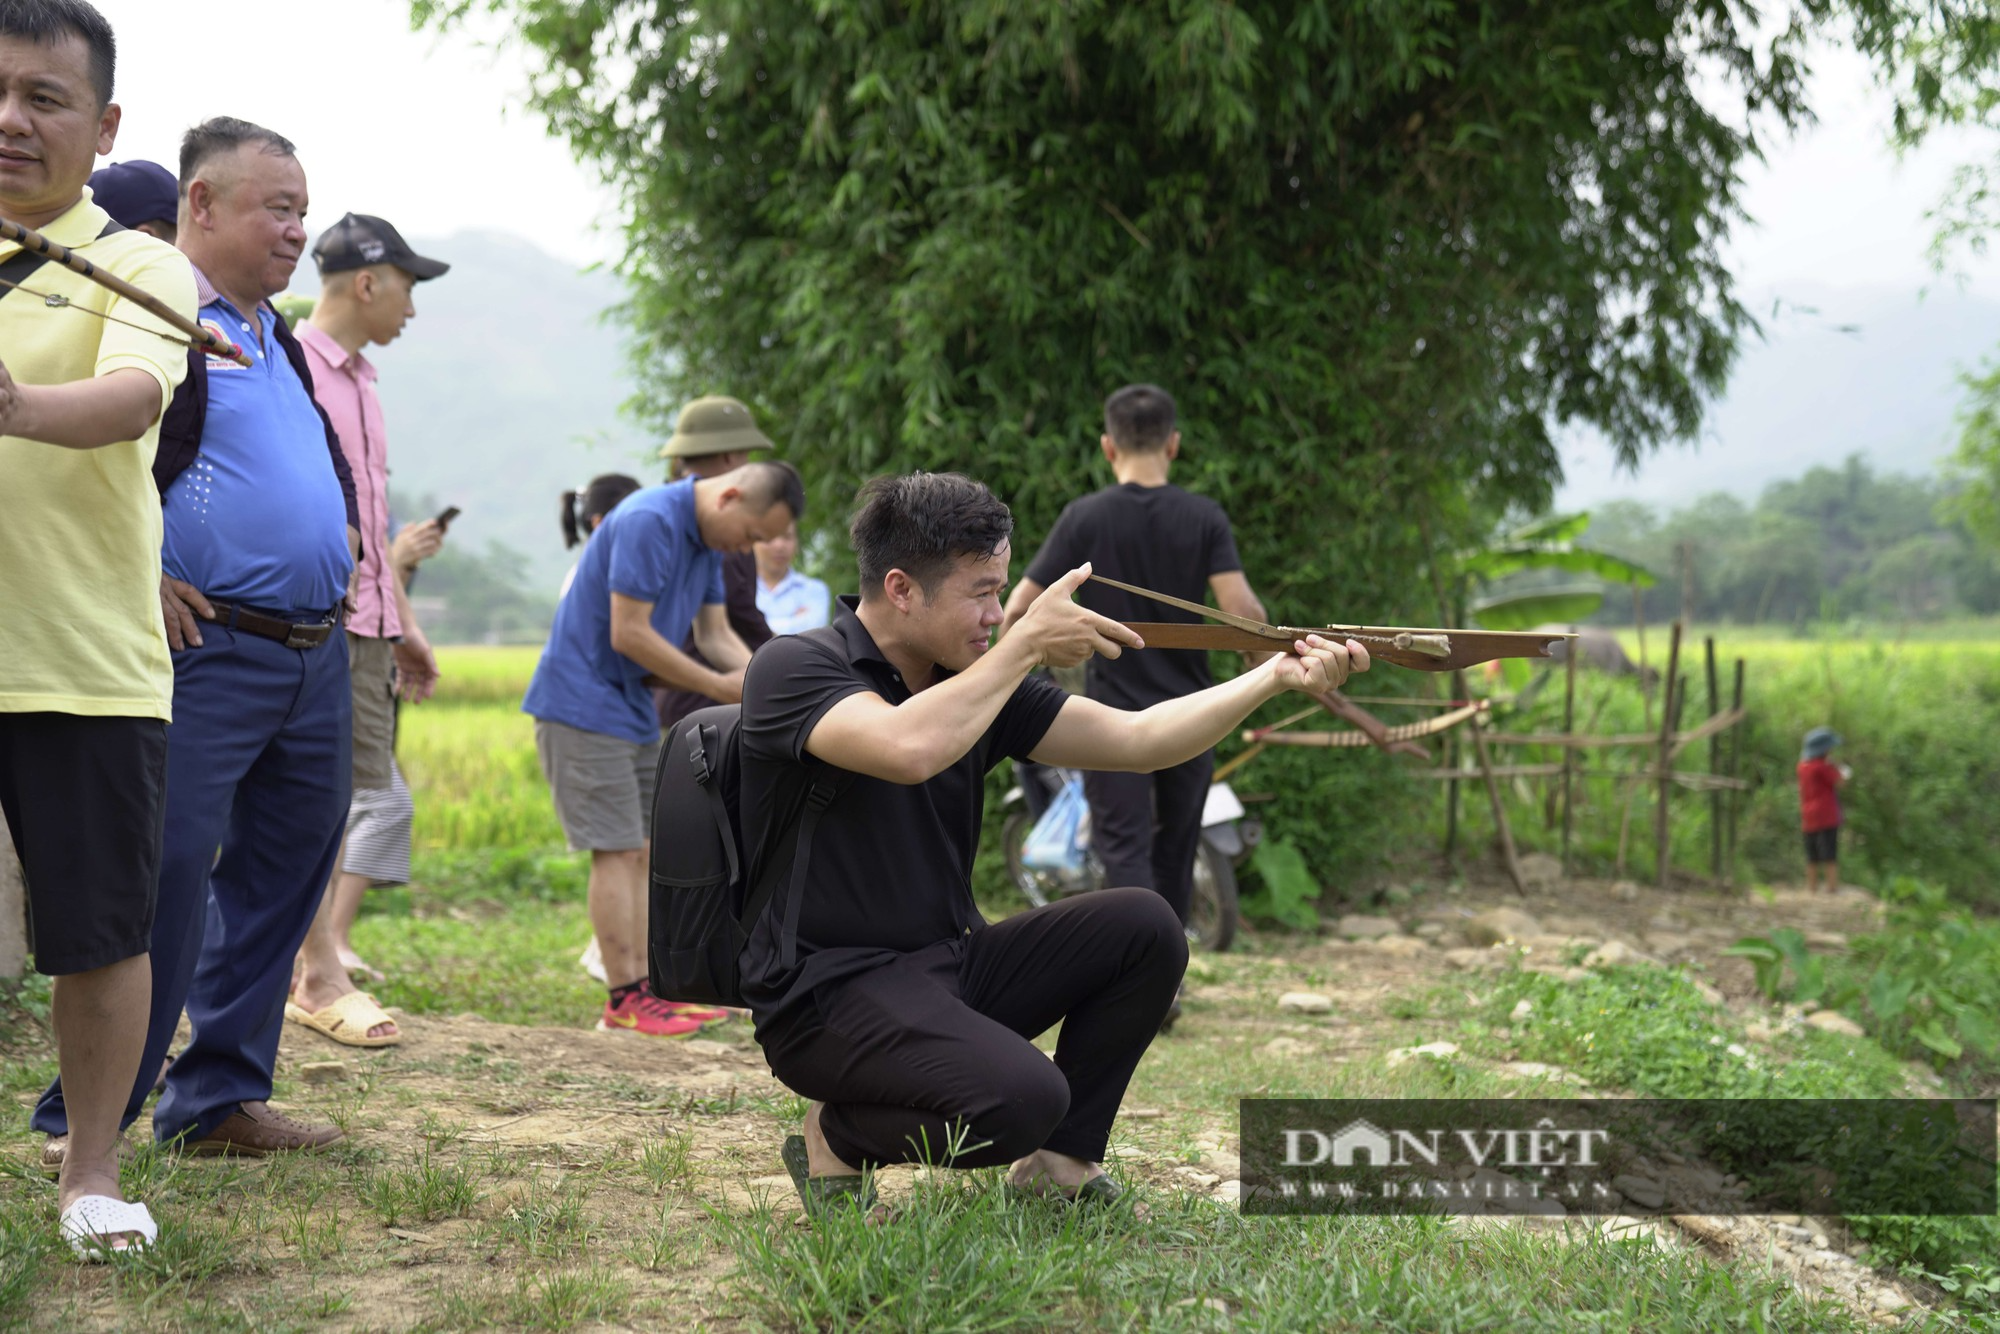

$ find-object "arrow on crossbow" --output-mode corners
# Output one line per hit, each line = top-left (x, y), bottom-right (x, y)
(0, 217), (252, 367)
(1089, 572), (1572, 673)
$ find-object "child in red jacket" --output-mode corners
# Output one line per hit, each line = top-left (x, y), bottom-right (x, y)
(1798, 727), (1849, 893)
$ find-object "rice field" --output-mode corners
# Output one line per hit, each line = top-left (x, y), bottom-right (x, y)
(1454, 626), (2000, 900)
(401, 646), (556, 853)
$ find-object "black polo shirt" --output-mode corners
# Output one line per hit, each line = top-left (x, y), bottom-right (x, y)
(1022, 482), (1242, 710)
(736, 596), (1068, 1023)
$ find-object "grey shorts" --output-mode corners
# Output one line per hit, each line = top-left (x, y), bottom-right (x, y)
(534, 719), (661, 852)
(343, 758), (413, 885)
(348, 632), (397, 791)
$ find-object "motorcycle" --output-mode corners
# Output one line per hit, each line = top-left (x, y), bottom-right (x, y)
(999, 761), (1255, 952)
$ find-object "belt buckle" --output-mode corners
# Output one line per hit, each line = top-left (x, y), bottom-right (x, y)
(283, 623), (320, 650)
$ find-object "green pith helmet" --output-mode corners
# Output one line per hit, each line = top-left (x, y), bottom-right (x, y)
(658, 395), (775, 459)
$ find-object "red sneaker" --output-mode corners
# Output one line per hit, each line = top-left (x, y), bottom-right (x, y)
(660, 1000), (730, 1025)
(638, 980), (729, 1026)
(598, 990), (703, 1038)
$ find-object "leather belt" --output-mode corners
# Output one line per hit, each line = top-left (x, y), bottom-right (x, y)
(202, 600), (340, 650)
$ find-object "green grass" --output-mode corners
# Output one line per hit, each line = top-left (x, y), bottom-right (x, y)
(348, 850), (600, 1028)
(711, 1169), (1897, 1333)
(362, 1147), (482, 1226)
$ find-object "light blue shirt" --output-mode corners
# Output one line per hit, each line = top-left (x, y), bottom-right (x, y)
(523, 480), (725, 743)
(755, 568), (831, 636)
(161, 296), (353, 616)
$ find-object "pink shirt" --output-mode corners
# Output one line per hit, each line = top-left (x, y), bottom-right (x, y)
(296, 321), (398, 637)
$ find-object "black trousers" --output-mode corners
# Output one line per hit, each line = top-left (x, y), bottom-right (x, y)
(1084, 750), (1215, 925)
(756, 887), (1187, 1169)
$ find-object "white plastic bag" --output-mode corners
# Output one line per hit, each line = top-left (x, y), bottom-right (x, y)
(1021, 774), (1088, 872)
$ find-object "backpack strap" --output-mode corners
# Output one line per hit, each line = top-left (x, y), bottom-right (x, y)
(689, 721), (740, 886)
(0, 217), (124, 304)
(0, 247), (53, 302)
(777, 768), (847, 970)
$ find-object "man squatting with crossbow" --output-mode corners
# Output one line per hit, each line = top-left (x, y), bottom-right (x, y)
(732, 471), (1371, 1216)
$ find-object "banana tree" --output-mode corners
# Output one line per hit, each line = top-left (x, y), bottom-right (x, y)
(1435, 512), (1658, 867)
(1456, 512), (1658, 630)
(1446, 513), (1658, 696)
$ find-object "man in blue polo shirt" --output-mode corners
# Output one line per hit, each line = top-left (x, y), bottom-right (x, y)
(36, 116), (362, 1162)
(525, 461), (803, 1036)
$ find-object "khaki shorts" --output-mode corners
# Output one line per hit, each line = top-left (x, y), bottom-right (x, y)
(348, 633), (397, 791)
(534, 719), (661, 852)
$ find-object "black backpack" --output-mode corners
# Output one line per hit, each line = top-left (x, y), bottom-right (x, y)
(647, 703), (846, 1008)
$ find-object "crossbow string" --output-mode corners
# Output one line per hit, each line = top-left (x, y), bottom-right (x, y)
(0, 217), (252, 367)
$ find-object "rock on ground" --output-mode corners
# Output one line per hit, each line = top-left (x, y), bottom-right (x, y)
(1583, 940), (1658, 969)
(1337, 914), (1403, 940)
(1443, 947), (1505, 972)
(1804, 1010), (1867, 1038)
(1385, 1041), (1459, 1067)
(1278, 992), (1334, 1014)
(1464, 908), (1542, 947)
(1612, 1174), (1667, 1209)
(1517, 852), (1564, 888)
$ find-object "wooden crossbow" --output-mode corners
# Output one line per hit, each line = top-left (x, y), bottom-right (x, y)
(0, 217), (252, 367)
(1093, 573), (1572, 673)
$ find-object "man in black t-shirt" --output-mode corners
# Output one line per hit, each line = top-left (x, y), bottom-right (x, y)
(739, 472), (1368, 1212)
(1001, 385), (1270, 935)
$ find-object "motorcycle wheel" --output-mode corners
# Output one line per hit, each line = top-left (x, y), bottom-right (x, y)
(1187, 840), (1239, 953)
(1000, 810), (1055, 909)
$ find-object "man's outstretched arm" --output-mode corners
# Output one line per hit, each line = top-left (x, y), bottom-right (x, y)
(805, 565), (1139, 784)
(1029, 635), (1369, 773)
(0, 361), (164, 449)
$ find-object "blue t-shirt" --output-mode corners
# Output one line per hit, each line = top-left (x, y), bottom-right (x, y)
(523, 480), (726, 743)
(161, 298), (353, 616)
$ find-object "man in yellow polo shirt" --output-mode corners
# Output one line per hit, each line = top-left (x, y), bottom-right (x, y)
(0, 0), (195, 1258)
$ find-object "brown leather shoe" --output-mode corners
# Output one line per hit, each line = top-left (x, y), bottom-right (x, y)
(185, 1101), (344, 1157)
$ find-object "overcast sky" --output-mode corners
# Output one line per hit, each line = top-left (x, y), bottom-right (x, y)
(87, 0), (2000, 506)
(91, 0), (622, 262)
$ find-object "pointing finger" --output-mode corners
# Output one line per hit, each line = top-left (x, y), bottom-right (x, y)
(1081, 605), (1143, 650)
(1047, 562), (1094, 597)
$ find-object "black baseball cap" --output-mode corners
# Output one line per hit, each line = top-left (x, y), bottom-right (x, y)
(310, 213), (450, 280)
(89, 160), (178, 229)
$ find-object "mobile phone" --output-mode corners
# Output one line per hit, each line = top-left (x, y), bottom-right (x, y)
(435, 506), (461, 530)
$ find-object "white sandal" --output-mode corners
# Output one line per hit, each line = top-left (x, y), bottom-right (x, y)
(58, 1195), (157, 1260)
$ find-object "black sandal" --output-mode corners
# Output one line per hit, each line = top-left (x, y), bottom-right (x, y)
(1068, 1175), (1124, 1205)
(1006, 1172), (1128, 1206)
(781, 1135), (882, 1222)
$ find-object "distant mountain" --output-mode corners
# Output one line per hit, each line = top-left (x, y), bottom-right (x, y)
(1555, 282), (2000, 507)
(287, 228), (658, 592)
